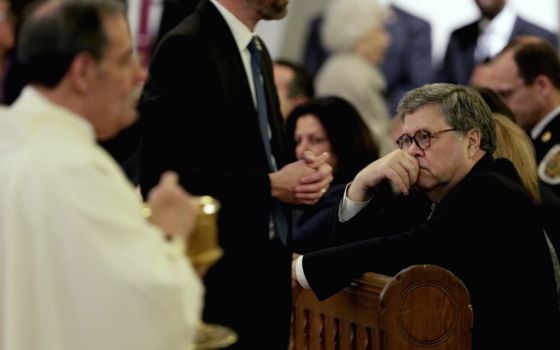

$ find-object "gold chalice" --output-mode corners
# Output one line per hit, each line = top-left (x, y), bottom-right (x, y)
(187, 196), (238, 350)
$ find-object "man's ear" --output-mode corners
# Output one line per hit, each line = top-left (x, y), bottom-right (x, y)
(66, 52), (97, 94)
(534, 74), (553, 97)
(466, 128), (481, 157)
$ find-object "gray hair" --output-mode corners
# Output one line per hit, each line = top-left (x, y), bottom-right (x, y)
(397, 83), (497, 154)
(321, 0), (387, 53)
(18, 0), (126, 88)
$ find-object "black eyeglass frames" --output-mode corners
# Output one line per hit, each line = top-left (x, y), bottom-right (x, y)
(396, 128), (456, 150)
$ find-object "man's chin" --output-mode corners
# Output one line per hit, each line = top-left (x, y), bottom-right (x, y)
(121, 111), (138, 129)
(414, 177), (433, 192)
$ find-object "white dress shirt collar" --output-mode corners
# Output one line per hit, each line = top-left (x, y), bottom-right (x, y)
(209, 0), (258, 105)
(475, 2), (516, 62)
(531, 104), (560, 139)
(209, 0), (254, 52)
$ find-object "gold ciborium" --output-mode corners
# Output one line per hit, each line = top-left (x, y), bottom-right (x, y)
(188, 196), (238, 350)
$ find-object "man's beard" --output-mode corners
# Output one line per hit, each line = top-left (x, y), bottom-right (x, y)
(249, 0), (288, 20)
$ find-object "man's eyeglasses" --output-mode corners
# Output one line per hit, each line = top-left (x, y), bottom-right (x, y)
(396, 128), (456, 150)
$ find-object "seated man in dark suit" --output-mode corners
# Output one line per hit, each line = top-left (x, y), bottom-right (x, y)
(292, 83), (560, 348)
(439, 0), (557, 85)
(303, 4), (432, 115)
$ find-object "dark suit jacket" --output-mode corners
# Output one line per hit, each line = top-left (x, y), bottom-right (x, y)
(302, 156), (560, 348)
(138, 1), (292, 348)
(379, 6), (432, 115)
(303, 5), (432, 115)
(440, 16), (558, 85)
(155, 0), (199, 45)
(291, 182), (345, 254)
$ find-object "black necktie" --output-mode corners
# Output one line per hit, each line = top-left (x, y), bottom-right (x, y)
(247, 36), (288, 244)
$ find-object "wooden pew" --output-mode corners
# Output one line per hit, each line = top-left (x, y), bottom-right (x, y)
(290, 264), (472, 350)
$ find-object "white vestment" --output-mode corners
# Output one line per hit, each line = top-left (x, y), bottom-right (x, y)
(0, 87), (203, 350)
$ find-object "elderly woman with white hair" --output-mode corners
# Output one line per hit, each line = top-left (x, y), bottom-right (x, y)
(315, 0), (394, 155)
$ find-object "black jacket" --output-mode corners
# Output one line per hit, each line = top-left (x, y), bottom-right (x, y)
(138, 0), (293, 348)
(303, 155), (560, 348)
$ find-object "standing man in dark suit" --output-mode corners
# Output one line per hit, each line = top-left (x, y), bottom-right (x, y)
(439, 0), (557, 85)
(138, 0), (333, 348)
(292, 83), (560, 348)
(303, 4), (432, 116)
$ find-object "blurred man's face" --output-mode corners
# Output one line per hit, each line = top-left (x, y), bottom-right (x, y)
(486, 51), (543, 131)
(88, 14), (147, 140)
(273, 63), (295, 120)
(475, 0), (505, 19)
(246, 0), (288, 20)
(0, 0), (14, 53)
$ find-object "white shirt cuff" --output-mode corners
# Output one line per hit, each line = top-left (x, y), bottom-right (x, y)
(338, 183), (371, 222)
(296, 255), (310, 289)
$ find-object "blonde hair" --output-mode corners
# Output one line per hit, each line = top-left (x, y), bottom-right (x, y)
(322, 0), (387, 53)
(493, 113), (541, 203)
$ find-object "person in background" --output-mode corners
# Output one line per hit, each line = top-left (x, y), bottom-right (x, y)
(0, 0), (14, 103)
(273, 59), (314, 121)
(286, 96), (379, 253)
(292, 83), (560, 348)
(493, 113), (560, 302)
(481, 38), (560, 198)
(138, 0), (333, 348)
(303, 3), (432, 116)
(378, 3), (432, 115)
(315, 0), (393, 156)
(475, 88), (560, 302)
(439, 0), (557, 85)
(0, 1), (203, 349)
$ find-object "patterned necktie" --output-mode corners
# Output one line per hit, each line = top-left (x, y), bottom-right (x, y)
(247, 36), (289, 244)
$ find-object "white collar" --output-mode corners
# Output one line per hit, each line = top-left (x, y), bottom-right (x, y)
(479, 2), (516, 37)
(209, 0), (254, 53)
(531, 104), (560, 139)
(13, 86), (95, 141)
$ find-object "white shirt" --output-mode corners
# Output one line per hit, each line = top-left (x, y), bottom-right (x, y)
(474, 2), (517, 63)
(0, 87), (203, 350)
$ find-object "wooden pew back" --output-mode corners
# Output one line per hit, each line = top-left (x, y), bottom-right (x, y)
(291, 265), (472, 350)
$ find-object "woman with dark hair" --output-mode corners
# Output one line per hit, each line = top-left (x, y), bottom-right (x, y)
(286, 96), (379, 253)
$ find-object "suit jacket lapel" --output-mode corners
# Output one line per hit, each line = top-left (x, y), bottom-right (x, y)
(198, 1), (290, 168)
(199, 0), (255, 117)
